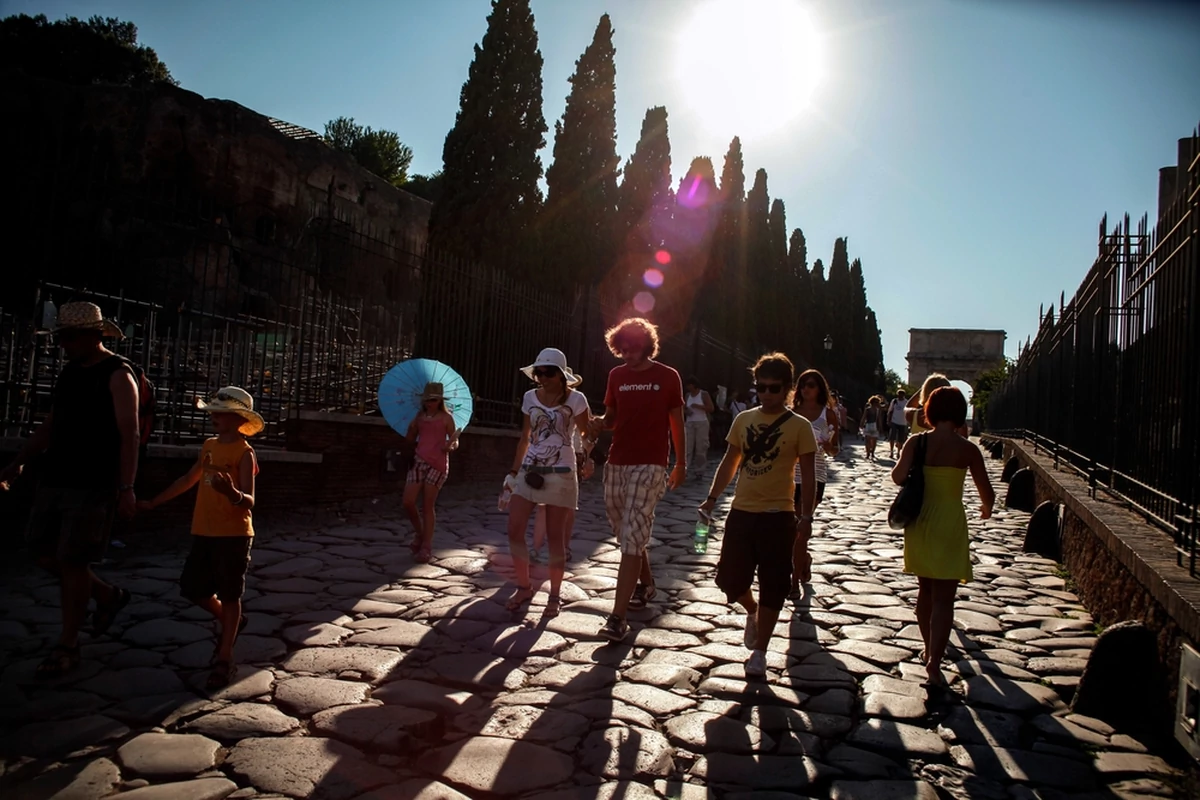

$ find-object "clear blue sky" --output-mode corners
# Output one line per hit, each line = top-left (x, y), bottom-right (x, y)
(11, 0), (1199, 378)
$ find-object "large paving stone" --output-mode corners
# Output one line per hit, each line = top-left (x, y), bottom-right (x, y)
(122, 619), (213, 647)
(962, 675), (1065, 713)
(830, 780), (939, 800)
(1093, 752), (1182, 776)
(849, 719), (948, 758)
(825, 744), (909, 779)
(373, 678), (483, 715)
(472, 624), (569, 658)
(118, 732), (221, 776)
(622, 663), (701, 690)
(352, 780), (473, 800)
(78, 666), (186, 699)
(275, 677), (371, 716)
(9, 714), (129, 757)
(10, 756), (120, 800)
(953, 609), (1004, 634)
(282, 622), (354, 647)
(346, 620), (435, 647)
(862, 691), (927, 720)
(421, 736), (575, 795)
(184, 702), (301, 738)
(950, 744), (1096, 789)
(255, 555), (325, 578)
(613, 682), (697, 715)
(936, 705), (1023, 748)
(454, 703), (591, 744)
(311, 704), (440, 750)
(581, 726), (675, 778)
(280, 647), (404, 683)
(692, 753), (835, 790)
(194, 666), (275, 702)
(425, 652), (529, 691)
(830, 640), (914, 666)
(106, 778), (238, 800)
(226, 736), (394, 800)
(665, 711), (770, 753)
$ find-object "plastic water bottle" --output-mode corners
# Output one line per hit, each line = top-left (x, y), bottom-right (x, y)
(497, 474), (515, 511)
(694, 510), (711, 554)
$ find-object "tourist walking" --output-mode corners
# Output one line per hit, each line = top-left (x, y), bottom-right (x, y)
(701, 352), (816, 677)
(907, 373), (969, 436)
(0, 302), (139, 678)
(683, 376), (714, 476)
(861, 395), (884, 460)
(887, 389), (910, 458)
(529, 426), (592, 564)
(402, 383), (458, 563)
(891, 387), (995, 687)
(728, 390), (750, 416)
(590, 318), (686, 641)
(789, 368), (838, 597)
(504, 348), (591, 618)
(138, 386), (263, 688)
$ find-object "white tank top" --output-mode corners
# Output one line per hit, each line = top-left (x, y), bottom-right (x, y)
(795, 407), (829, 484)
(685, 390), (707, 423)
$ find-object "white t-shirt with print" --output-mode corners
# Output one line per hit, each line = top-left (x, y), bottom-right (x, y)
(522, 389), (590, 468)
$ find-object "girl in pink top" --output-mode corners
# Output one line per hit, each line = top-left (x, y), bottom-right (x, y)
(403, 382), (458, 562)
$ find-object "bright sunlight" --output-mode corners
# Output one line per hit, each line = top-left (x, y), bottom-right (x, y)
(676, 0), (823, 140)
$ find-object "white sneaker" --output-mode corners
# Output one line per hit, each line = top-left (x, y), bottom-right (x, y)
(743, 612), (759, 650)
(745, 650), (767, 678)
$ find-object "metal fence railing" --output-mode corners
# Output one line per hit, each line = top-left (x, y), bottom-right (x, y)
(987, 129), (1200, 575)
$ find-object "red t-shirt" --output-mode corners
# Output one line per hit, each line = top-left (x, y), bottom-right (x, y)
(603, 361), (684, 466)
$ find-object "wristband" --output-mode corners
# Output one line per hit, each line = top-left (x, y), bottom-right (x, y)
(119, 484), (135, 492)
(706, 495), (718, 504)
(798, 515), (814, 522)
(509, 469), (519, 476)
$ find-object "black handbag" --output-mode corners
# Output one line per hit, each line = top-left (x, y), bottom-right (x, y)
(888, 433), (927, 530)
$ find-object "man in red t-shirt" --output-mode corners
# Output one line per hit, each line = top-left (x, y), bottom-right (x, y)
(590, 318), (686, 641)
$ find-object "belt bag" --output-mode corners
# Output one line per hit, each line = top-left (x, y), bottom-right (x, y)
(523, 465), (572, 488)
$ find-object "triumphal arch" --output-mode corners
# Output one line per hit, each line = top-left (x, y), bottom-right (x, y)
(906, 328), (1007, 387)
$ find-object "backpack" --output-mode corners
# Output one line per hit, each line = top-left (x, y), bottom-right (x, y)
(118, 357), (157, 456)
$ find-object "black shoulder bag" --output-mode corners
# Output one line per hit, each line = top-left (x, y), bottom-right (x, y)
(887, 433), (927, 530)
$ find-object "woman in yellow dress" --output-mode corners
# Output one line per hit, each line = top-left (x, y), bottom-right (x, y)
(891, 387), (995, 687)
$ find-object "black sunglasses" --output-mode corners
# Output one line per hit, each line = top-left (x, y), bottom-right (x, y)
(533, 368), (560, 378)
(755, 383), (784, 394)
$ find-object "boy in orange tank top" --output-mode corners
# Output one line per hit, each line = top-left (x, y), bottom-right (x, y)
(139, 386), (262, 689)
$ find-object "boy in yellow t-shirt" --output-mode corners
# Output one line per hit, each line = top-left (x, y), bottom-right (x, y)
(139, 386), (262, 689)
(700, 353), (816, 679)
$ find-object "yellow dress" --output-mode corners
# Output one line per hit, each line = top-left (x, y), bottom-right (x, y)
(903, 466), (972, 581)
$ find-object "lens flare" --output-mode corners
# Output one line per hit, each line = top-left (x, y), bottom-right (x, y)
(633, 291), (656, 314)
(655, 250), (671, 265)
(643, 268), (665, 289)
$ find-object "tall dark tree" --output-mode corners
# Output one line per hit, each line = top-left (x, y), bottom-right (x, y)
(788, 227), (812, 363)
(826, 237), (855, 378)
(429, 0), (547, 277)
(810, 258), (829, 369)
(664, 156), (720, 339)
(713, 137), (746, 342)
(403, 172), (444, 204)
(849, 257), (870, 379)
(612, 106), (673, 298)
(324, 116), (414, 186)
(1, 14), (175, 86)
(767, 198), (789, 347)
(743, 169), (772, 347)
(543, 14), (619, 287)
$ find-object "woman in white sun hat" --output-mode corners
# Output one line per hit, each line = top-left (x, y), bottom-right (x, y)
(503, 348), (594, 618)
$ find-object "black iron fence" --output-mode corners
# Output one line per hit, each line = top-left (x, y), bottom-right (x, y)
(987, 131), (1200, 574)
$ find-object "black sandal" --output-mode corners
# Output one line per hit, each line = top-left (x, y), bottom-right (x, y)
(543, 594), (562, 619)
(36, 644), (80, 680)
(506, 587), (535, 611)
(92, 586), (131, 636)
(207, 660), (237, 690)
(628, 583), (656, 610)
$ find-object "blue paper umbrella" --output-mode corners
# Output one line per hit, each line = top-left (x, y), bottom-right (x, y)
(378, 359), (474, 434)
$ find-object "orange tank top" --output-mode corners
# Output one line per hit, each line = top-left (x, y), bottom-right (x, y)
(192, 438), (258, 537)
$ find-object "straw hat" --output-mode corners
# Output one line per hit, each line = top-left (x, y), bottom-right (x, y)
(196, 386), (265, 437)
(422, 382), (444, 400)
(51, 302), (125, 339)
(521, 348), (582, 388)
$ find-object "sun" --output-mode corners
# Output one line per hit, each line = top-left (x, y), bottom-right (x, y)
(676, 0), (823, 140)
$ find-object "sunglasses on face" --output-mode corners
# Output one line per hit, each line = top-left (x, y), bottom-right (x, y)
(755, 383), (784, 394)
(533, 368), (560, 378)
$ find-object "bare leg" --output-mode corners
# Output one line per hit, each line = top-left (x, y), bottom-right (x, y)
(215, 597), (242, 663)
(545, 506), (570, 614)
(506, 495), (536, 597)
(738, 590), (758, 617)
(402, 482), (422, 540)
(926, 579), (959, 683)
(790, 528), (812, 591)
(420, 486), (441, 552)
(565, 508), (576, 552)
(57, 563), (94, 648)
(638, 551), (654, 586)
(532, 505), (547, 551)
(755, 603), (782, 650)
(915, 577), (932, 662)
(612, 552), (645, 621)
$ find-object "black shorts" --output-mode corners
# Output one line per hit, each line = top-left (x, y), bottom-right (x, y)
(716, 509), (796, 611)
(180, 536), (253, 602)
(26, 487), (116, 565)
(794, 481), (826, 510)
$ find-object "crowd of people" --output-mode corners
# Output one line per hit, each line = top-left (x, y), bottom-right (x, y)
(2, 302), (994, 690)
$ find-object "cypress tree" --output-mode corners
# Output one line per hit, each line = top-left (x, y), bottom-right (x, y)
(849, 257), (869, 381)
(613, 106), (673, 291)
(743, 169), (771, 347)
(826, 237), (854, 377)
(429, 0), (547, 277)
(788, 228), (811, 364)
(543, 14), (619, 287)
(714, 137), (746, 343)
(810, 258), (828, 369)
(768, 198), (788, 347)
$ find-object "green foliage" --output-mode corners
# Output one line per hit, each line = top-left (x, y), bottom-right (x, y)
(543, 14), (619, 288)
(971, 358), (1012, 431)
(884, 369), (909, 397)
(618, 106), (673, 249)
(430, 0), (547, 277)
(323, 117), (414, 187)
(403, 172), (444, 204)
(1, 13), (176, 87)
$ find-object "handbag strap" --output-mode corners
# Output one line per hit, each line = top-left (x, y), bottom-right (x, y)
(759, 409), (796, 441)
(906, 433), (927, 481)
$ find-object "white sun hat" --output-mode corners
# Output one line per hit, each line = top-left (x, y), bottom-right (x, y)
(196, 386), (265, 437)
(520, 347), (582, 388)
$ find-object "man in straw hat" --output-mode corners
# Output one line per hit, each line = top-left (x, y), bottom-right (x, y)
(1, 301), (140, 678)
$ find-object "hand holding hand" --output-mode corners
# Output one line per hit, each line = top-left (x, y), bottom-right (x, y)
(136, 499), (156, 512)
(117, 490), (137, 520)
(581, 458), (595, 480)
(980, 501), (993, 521)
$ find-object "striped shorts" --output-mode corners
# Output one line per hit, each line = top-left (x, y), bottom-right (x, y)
(406, 457), (448, 489)
(604, 463), (668, 556)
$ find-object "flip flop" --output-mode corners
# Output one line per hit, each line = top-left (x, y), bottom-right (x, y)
(36, 644), (80, 680)
(543, 595), (562, 619)
(506, 587), (535, 611)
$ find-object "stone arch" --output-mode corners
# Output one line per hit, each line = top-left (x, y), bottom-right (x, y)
(906, 328), (1007, 388)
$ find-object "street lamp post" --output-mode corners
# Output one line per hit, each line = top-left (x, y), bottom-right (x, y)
(823, 335), (832, 352)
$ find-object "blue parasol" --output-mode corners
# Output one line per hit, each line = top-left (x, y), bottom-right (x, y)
(378, 358), (474, 434)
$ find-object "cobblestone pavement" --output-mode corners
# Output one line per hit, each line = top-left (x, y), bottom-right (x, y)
(1, 441), (1191, 799)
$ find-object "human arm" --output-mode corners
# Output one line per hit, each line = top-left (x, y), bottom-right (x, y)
(111, 367), (140, 518)
(0, 410), (54, 483)
(699, 443), (743, 514)
(700, 391), (714, 414)
(405, 418), (418, 444)
(967, 443), (996, 519)
(795, 451), (815, 538)
(444, 413), (459, 452)
(139, 456), (203, 511)
(891, 436), (918, 485)
(508, 415), (532, 476)
(667, 405), (687, 489)
(209, 449), (256, 510)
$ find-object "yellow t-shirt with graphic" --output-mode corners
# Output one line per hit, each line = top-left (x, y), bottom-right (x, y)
(727, 409), (817, 513)
(192, 438), (258, 537)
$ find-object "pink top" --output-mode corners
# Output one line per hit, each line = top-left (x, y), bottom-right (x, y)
(414, 413), (451, 474)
